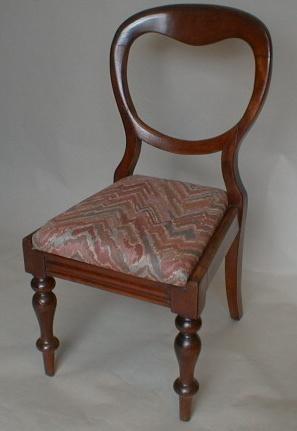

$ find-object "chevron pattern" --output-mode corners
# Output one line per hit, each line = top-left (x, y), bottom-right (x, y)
(32, 175), (228, 287)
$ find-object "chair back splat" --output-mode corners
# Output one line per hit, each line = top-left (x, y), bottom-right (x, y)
(110, 4), (272, 219)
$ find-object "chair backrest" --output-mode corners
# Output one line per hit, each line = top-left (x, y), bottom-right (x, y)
(110, 4), (272, 211)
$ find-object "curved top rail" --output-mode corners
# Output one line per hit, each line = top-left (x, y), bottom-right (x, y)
(110, 4), (272, 155)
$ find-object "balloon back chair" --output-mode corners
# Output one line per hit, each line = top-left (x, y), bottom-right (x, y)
(23, 4), (272, 422)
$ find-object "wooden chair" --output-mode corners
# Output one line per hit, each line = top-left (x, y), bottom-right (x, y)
(22, 4), (272, 421)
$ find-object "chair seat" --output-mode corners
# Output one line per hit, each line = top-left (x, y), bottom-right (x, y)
(32, 175), (228, 287)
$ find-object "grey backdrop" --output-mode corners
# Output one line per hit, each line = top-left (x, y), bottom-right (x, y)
(1, 1), (297, 430)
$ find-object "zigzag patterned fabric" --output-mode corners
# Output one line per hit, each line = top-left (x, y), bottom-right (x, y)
(32, 175), (228, 287)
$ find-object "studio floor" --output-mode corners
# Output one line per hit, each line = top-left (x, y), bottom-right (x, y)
(1, 249), (296, 431)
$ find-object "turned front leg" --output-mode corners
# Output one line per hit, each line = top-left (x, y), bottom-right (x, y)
(174, 315), (201, 421)
(31, 276), (59, 376)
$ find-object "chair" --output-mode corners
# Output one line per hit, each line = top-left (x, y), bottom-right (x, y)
(22, 4), (272, 421)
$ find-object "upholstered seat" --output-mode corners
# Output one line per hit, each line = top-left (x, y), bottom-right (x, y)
(32, 175), (228, 287)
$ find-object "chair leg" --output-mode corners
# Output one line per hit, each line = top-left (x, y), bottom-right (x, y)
(225, 233), (243, 320)
(173, 315), (201, 421)
(31, 276), (59, 376)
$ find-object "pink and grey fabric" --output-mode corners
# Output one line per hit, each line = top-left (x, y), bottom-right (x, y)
(32, 175), (228, 287)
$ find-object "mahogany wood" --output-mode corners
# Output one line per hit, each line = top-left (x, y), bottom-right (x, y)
(31, 277), (59, 376)
(22, 4), (272, 422)
(225, 234), (243, 320)
(174, 316), (202, 421)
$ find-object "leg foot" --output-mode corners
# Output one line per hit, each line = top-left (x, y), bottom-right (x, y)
(31, 277), (59, 376)
(178, 396), (193, 422)
(174, 315), (201, 421)
(225, 234), (243, 320)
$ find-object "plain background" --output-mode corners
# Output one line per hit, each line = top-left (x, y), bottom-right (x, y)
(0, 1), (297, 430)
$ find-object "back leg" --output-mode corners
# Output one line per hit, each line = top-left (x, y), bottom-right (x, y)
(225, 233), (243, 320)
